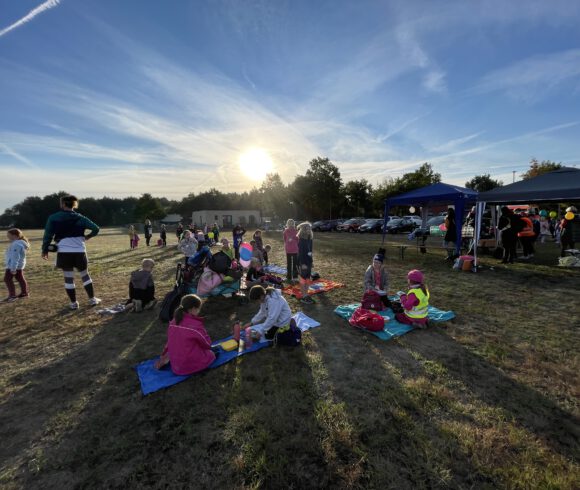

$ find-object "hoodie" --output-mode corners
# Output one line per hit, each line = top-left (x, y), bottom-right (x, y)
(5, 239), (29, 271)
(251, 289), (292, 332)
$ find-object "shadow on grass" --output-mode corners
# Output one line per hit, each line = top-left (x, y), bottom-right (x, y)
(2, 297), (354, 488)
(309, 321), (496, 488)
(401, 329), (580, 462)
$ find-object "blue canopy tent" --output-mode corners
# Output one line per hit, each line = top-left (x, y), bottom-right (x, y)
(383, 183), (478, 256)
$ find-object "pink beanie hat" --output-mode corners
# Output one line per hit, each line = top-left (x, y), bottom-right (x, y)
(407, 269), (424, 284)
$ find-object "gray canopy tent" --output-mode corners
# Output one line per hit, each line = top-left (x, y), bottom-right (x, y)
(474, 167), (580, 265)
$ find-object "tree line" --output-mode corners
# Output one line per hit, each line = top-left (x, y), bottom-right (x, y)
(0, 158), (561, 228)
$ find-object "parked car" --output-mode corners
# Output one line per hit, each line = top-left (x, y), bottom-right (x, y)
(311, 220), (327, 231)
(337, 218), (367, 232)
(358, 219), (384, 233)
(319, 219), (344, 231)
(403, 215), (423, 226)
(413, 216), (446, 237)
(384, 217), (418, 234)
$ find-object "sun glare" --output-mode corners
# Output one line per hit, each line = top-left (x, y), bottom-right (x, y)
(239, 148), (273, 181)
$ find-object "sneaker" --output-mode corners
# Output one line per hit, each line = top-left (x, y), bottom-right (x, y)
(18, 293), (29, 299)
(2, 296), (17, 303)
(70, 301), (80, 310)
(133, 299), (143, 312)
(143, 299), (157, 310)
(300, 296), (315, 304)
(88, 297), (101, 306)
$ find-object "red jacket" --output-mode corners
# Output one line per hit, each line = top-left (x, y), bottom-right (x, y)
(161, 313), (215, 375)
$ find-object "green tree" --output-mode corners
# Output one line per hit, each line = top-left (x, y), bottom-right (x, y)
(134, 193), (165, 222)
(261, 173), (290, 218)
(371, 163), (441, 214)
(343, 179), (373, 216)
(465, 174), (503, 192)
(521, 158), (562, 180)
(302, 156), (342, 219)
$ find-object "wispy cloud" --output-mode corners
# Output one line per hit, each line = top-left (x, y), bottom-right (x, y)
(0, 143), (38, 169)
(430, 132), (484, 153)
(0, 0), (61, 38)
(470, 49), (580, 102)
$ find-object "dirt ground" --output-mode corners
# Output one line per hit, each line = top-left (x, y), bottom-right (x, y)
(0, 228), (578, 489)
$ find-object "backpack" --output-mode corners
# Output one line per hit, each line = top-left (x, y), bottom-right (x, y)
(159, 264), (187, 323)
(349, 307), (385, 332)
(274, 318), (302, 346)
(209, 250), (232, 274)
(361, 290), (383, 311)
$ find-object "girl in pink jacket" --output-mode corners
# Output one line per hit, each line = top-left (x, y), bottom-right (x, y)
(155, 294), (216, 375)
(283, 219), (299, 283)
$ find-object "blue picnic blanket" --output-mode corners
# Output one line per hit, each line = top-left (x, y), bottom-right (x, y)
(187, 280), (240, 297)
(263, 264), (287, 275)
(334, 302), (455, 341)
(136, 312), (322, 395)
(136, 334), (271, 395)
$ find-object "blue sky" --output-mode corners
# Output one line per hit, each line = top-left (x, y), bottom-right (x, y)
(1, 0), (579, 211)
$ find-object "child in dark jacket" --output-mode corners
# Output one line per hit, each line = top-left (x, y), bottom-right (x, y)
(127, 258), (156, 312)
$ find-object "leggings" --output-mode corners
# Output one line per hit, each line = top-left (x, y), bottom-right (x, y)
(4, 269), (28, 297)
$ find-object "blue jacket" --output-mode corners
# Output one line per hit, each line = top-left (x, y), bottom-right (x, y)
(5, 239), (29, 271)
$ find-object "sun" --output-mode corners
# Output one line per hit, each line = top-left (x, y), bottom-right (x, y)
(239, 148), (273, 181)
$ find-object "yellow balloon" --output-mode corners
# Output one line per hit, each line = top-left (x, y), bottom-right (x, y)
(549, 211), (557, 218)
(208, 232), (214, 239)
(565, 212), (575, 220)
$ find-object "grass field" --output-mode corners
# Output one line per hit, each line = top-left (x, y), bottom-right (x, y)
(1, 228), (579, 489)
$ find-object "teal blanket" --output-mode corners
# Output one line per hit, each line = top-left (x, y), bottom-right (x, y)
(188, 280), (240, 297)
(334, 303), (455, 341)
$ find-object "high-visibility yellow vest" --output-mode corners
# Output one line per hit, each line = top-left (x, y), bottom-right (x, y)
(406, 287), (430, 319)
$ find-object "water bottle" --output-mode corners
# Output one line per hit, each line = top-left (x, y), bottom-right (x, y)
(233, 321), (241, 342)
(245, 327), (253, 349)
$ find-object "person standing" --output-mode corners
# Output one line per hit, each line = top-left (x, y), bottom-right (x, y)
(560, 206), (580, 256)
(444, 207), (457, 261)
(297, 222), (314, 304)
(41, 195), (101, 309)
(212, 223), (220, 243)
(498, 207), (523, 264)
(176, 222), (184, 242)
(144, 219), (153, 247)
(283, 219), (299, 283)
(3, 228), (30, 302)
(232, 224), (246, 261)
(160, 224), (167, 247)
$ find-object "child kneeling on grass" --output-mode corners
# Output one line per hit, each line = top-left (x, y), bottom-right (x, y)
(154, 294), (217, 374)
(126, 258), (156, 312)
(244, 285), (292, 341)
(396, 269), (430, 329)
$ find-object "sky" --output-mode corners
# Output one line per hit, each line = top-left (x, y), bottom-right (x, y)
(0, 0), (579, 211)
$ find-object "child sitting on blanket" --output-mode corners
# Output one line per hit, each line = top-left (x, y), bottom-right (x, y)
(246, 258), (282, 288)
(244, 285), (292, 341)
(363, 248), (391, 308)
(126, 258), (156, 312)
(154, 294), (217, 374)
(396, 269), (430, 329)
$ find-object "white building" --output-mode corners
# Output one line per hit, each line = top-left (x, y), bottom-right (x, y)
(191, 210), (262, 229)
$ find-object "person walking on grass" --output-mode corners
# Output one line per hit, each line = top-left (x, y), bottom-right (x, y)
(3, 228), (30, 303)
(41, 195), (101, 310)
(297, 221), (314, 304)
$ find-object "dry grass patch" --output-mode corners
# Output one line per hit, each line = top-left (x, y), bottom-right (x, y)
(0, 228), (578, 489)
